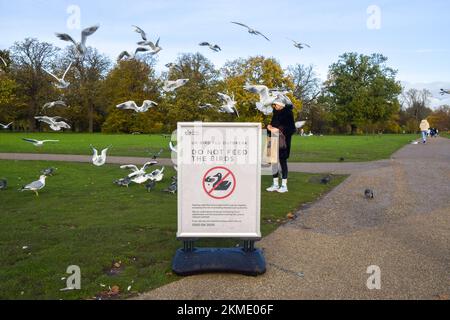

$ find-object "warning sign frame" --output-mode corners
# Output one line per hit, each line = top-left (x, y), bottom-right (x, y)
(177, 122), (262, 239)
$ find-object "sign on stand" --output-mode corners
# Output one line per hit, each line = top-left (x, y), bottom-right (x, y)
(172, 122), (266, 276)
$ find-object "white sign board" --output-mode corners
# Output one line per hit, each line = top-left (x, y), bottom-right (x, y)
(177, 122), (262, 239)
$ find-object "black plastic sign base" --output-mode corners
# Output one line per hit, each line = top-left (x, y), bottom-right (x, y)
(172, 247), (266, 276)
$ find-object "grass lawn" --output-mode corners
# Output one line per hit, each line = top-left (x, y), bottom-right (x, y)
(0, 160), (346, 300)
(0, 132), (419, 162)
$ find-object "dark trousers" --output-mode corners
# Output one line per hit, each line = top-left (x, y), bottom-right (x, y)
(272, 158), (289, 179)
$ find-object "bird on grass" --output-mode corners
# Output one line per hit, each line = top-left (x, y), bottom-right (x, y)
(320, 175), (332, 185)
(364, 189), (374, 199)
(339, 157), (345, 162)
(150, 149), (164, 160)
(43, 62), (73, 89)
(145, 180), (156, 192)
(0, 122), (13, 129)
(22, 138), (59, 147)
(114, 177), (132, 188)
(163, 181), (177, 194)
(231, 22), (270, 41)
(19, 175), (47, 196)
(56, 25), (100, 58)
(91, 145), (110, 167)
(41, 167), (57, 176)
(0, 178), (7, 190)
(148, 167), (165, 182)
(116, 100), (158, 113)
(217, 92), (239, 117)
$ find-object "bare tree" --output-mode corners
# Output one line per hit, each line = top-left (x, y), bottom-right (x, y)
(402, 88), (432, 122)
(11, 38), (59, 130)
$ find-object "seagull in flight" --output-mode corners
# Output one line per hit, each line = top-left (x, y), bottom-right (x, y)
(138, 37), (162, 55)
(20, 175), (47, 196)
(0, 122), (13, 129)
(295, 121), (306, 129)
(440, 89), (450, 95)
(287, 38), (311, 50)
(43, 62), (73, 89)
(120, 161), (158, 179)
(132, 25), (148, 42)
(22, 138), (59, 147)
(244, 84), (280, 115)
(91, 145), (110, 167)
(163, 79), (189, 92)
(117, 47), (150, 61)
(56, 25), (100, 57)
(217, 92), (239, 117)
(199, 42), (222, 52)
(35, 116), (71, 131)
(42, 101), (67, 110)
(0, 56), (7, 67)
(231, 22), (270, 41)
(116, 100), (158, 113)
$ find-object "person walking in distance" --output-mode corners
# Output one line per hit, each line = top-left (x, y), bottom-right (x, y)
(419, 119), (430, 144)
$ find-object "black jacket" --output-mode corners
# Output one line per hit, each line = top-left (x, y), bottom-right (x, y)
(270, 104), (296, 137)
(269, 105), (296, 160)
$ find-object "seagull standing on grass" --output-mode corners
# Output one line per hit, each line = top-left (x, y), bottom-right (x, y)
(0, 179), (7, 190)
(0, 122), (13, 129)
(56, 25), (100, 57)
(22, 138), (59, 147)
(43, 62), (73, 89)
(20, 175), (47, 196)
(35, 116), (71, 131)
(217, 92), (239, 117)
(91, 145), (110, 167)
(231, 22), (270, 41)
(116, 100), (158, 113)
(163, 79), (189, 92)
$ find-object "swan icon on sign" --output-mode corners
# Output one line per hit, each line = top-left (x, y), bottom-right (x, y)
(204, 173), (232, 191)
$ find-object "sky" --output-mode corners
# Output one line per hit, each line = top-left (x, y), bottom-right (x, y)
(1, 0), (449, 107)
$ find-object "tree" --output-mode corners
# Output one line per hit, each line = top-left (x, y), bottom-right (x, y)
(101, 57), (162, 133)
(10, 38), (59, 131)
(288, 64), (322, 117)
(221, 56), (300, 124)
(325, 53), (402, 134)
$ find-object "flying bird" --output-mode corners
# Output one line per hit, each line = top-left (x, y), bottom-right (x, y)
(199, 42), (221, 52)
(116, 100), (158, 113)
(295, 121), (306, 129)
(147, 167), (165, 182)
(163, 79), (189, 92)
(231, 22), (270, 41)
(169, 141), (177, 154)
(0, 122), (13, 129)
(132, 25), (148, 41)
(120, 161), (158, 179)
(244, 84), (280, 115)
(199, 103), (215, 110)
(43, 62), (73, 89)
(0, 56), (7, 67)
(138, 37), (162, 55)
(440, 89), (450, 95)
(150, 149), (164, 160)
(0, 179), (7, 190)
(22, 138), (59, 147)
(288, 38), (311, 50)
(117, 47), (150, 61)
(42, 101), (67, 110)
(55, 25), (100, 57)
(19, 175), (47, 196)
(35, 116), (71, 131)
(217, 92), (239, 117)
(91, 145), (110, 167)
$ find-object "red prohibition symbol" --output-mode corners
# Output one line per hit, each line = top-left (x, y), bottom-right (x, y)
(202, 166), (237, 200)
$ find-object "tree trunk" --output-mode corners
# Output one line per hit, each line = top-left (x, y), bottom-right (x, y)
(351, 124), (357, 135)
(88, 104), (94, 133)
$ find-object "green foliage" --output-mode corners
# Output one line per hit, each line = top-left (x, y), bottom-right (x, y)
(325, 53), (402, 134)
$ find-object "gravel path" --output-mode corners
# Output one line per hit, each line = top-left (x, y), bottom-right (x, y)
(133, 137), (450, 300)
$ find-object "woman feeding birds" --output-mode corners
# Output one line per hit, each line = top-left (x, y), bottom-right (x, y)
(266, 97), (296, 193)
